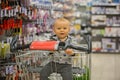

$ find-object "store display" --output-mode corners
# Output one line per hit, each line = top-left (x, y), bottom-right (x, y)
(102, 38), (117, 52)
(0, 0), (119, 80)
(91, 1), (120, 53)
(0, 0), (91, 80)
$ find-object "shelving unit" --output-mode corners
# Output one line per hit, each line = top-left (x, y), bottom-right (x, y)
(91, 2), (120, 53)
(0, 0), (91, 80)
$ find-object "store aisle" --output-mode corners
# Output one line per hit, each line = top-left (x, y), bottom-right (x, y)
(91, 53), (120, 80)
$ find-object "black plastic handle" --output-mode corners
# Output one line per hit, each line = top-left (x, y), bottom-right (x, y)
(10, 43), (31, 52)
(67, 44), (89, 52)
(58, 42), (90, 53)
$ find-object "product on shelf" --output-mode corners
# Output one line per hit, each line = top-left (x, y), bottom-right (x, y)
(92, 41), (102, 52)
(102, 38), (117, 52)
(0, 43), (10, 58)
(104, 27), (119, 37)
(91, 15), (106, 26)
(92, 29), (105, 36)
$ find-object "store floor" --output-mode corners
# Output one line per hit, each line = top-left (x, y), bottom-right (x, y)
(91, 53), (120, 80)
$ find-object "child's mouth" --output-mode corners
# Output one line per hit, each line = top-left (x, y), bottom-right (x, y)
(60, 33), (64, 35)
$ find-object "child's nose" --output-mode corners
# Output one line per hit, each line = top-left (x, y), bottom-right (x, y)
(60, 28), (64, 31)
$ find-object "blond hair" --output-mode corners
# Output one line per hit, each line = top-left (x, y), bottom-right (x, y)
(53, 18), (70, 27)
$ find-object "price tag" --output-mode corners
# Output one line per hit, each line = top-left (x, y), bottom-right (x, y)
(6, 66), (9, 74)
(8, 10), (11, 17)
(4, 9), (8, 17)
(9, 65), (14, 74)
(7, 37), (10, 44)
(1, 40), (4, 48)
(24, 8), (27, 15)
(15, 7), (18, 13)
(28, 10), (32, 19)
(27, 59), (30, 65)
(33, 57), (36, 63)
(14, 8), (17, 16)
(28, 10), (30, 16)
(29, 35), (33, 42)
(1, 9), (3, 17)
(11, 9), (14, 16)
(19, 7), (22, 13)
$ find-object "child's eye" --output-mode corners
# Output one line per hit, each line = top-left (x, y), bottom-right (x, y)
(57, 28), (61, 30)
(64, 28), (67, 29)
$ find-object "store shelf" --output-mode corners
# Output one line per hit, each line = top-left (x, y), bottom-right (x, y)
(92, 3), (120, 7)
(92, 51), (120, 54)
(91, 13), (120, 15)
(91, 25), (120, 28)
(91, 2), (120, 53)
(92, 36), (120, 38)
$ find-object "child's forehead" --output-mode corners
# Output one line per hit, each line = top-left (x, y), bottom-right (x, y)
(54, 21), (70, 27)
(54, 25), (70, 29)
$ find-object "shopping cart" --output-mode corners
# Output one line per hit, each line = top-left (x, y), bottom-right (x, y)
(15, 50), (90, 80)
(12, 33), (91, 80)
(26, 39), (90, 80)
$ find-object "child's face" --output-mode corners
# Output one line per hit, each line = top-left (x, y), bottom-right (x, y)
(53, 25), (70, 40)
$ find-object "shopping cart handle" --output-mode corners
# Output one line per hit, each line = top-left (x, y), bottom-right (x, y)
(10, 43), (31, 52)
(11, 41), (91, 53)
(29, 41), (88, 52)
(58, 42), (89, 52)
(67, 44), (89, 52)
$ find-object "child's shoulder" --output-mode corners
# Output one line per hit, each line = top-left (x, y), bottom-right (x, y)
(68, 35), (76, 40)
(50, 35), (58, 40)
